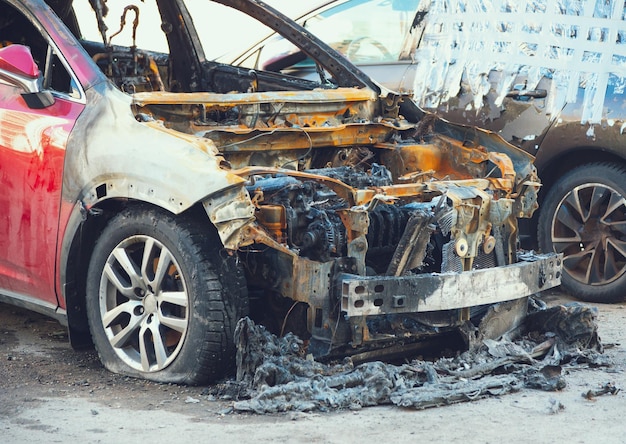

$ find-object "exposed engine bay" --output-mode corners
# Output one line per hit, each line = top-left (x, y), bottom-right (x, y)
(78, 0), (561, 361)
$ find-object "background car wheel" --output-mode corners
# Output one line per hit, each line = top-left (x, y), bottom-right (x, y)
(86, 206), (248, 384)
(538, 162), (626, 303)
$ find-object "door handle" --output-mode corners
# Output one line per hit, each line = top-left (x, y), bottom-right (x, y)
(506, 89), (547, 100)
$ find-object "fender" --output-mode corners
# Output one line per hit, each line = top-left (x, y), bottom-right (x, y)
(57, 82), (250, 333)
(62, 83), (246, 211)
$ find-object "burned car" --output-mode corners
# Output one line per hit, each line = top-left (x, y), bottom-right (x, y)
(0, 0), (560, 384)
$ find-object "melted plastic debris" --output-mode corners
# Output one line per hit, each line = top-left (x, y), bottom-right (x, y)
(412, 0), (626, 124)
(582, 381), (620, 400)
(231, 303), (610, 414)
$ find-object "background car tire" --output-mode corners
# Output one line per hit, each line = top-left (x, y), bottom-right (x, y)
(86, 206), (248, 384)
(538, 162), (626, 303)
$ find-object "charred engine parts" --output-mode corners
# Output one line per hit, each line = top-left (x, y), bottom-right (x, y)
(246, 166), (451, 270)
(248, 174), (348, 262)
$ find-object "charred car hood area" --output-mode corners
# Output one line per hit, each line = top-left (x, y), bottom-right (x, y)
(131, 80), (556, 335)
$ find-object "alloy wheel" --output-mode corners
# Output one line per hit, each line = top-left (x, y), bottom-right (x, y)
(551, 182), (626, 286)
(98, 235), (189, 372)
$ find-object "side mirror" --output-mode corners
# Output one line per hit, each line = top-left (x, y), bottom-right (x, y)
(0, 44), (55, 109)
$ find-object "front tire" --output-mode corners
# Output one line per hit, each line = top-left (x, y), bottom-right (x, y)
(538, 163), (626, 303)
(86, 206), (247, 384)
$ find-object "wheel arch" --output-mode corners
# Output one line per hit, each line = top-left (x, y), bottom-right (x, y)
(521, 146), (626, 247)
(536, 147), (626, 195)
(61, 197), (216, 350)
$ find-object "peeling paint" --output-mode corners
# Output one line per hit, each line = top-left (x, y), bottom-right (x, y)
(412, 0), (626, 124)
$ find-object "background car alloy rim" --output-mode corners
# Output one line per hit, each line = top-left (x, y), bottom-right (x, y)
(99, 235), (189, 372)
(551, 182), (626, 286)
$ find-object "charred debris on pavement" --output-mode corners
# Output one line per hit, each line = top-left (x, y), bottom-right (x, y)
(214, 300), (614, 414)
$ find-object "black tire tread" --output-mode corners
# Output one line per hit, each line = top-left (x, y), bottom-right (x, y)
(86, 204), (248, 385)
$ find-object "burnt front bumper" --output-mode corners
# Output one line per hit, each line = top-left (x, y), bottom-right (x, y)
(340, 252), (562, 317)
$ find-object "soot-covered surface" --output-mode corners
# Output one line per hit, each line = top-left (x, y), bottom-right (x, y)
(230, 303), (610, 413)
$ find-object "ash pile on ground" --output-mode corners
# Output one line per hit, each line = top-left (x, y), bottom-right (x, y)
(224, 302), (612, 414)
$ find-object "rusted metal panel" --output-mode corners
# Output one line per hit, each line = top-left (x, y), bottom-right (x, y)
(132, 88), (379, 106)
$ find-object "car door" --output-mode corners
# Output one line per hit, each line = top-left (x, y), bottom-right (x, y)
(408, 2), (564, 155)
(426, 70), (557, 154)
(0, 2), (85, 306)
